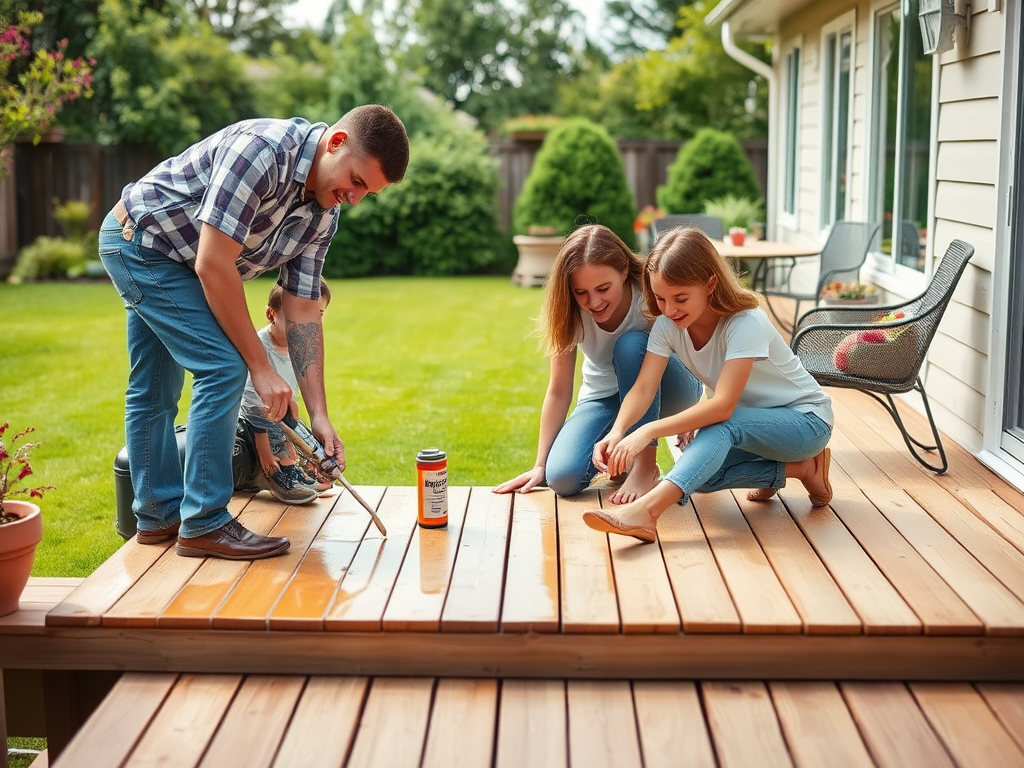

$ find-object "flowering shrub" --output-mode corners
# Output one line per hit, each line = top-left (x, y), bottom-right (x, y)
(0, 12), (94, 155)
(0, 423), (55, 517)
(819, 281), (877, 301)
(633, 205), (666, 233)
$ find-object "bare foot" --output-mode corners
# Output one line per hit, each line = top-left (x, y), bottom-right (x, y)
(803, 448), (833, 506)
(746, 487), (778, 502)
(608, 466), (661, 505)
(582, 504), (657, 543)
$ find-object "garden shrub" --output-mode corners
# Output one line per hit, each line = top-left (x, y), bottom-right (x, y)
(512, 117), (635, 245)
(324, 124), (503, 278)
(657, 128), (761, 216)
(12, 237), (89, 280)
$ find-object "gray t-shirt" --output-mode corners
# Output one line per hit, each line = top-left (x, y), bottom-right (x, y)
(576, 282), (652, 403)
(647, 307), (833, 426)
(239, 325), (297, 418)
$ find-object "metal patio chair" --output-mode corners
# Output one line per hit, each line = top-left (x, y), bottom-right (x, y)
(651, 214), (725, 242)
(763, 221), (879, 334)
(790, 238), (975, 473)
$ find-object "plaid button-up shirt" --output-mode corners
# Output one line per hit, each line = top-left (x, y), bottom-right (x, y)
(122, 118), (335, 300)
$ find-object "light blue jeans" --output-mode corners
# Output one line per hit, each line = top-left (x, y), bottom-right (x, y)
(664, 406), (832, 504)
(546, 330), (703, 496)
(99, 211), (246, 538)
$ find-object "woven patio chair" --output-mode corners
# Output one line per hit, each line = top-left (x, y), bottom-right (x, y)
(763, 221), (879, 334)
(651, 214), (725, 242)
(790, 238), (975, 473)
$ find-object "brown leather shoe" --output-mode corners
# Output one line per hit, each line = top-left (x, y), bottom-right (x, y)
(136, 521), (180, 545)
(175, 518), (290, 560)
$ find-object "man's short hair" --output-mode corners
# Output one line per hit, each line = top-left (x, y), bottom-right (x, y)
(338, 105), (409, 184)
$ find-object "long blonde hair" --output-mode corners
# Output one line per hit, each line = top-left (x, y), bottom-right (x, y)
(540, 224), (646, 356)
(642, 227), (759, 316)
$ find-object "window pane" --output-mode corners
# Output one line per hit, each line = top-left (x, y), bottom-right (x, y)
(897, 0), (931, 271)
(784, 48), (800, 214)
(834, 31), (852, 223)
(822, 34), (836, 226)
(874, 7), (899, 258)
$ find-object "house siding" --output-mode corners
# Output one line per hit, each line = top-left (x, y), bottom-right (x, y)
(772, 1), (1003, 455)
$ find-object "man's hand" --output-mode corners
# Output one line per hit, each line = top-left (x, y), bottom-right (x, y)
(309, 412), (345, 472)
(252, 367), (293, 422)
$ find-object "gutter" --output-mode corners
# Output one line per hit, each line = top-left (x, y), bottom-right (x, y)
(720, 20), (778, 239)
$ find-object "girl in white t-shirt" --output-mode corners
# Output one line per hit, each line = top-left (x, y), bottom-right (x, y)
(584, 227), (834, 542)
(495, 224), (702, 503)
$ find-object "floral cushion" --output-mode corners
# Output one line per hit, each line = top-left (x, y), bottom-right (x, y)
(833, 312), (919, 381)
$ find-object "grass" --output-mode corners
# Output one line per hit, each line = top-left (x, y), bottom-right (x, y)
(1, 276), (552, 577)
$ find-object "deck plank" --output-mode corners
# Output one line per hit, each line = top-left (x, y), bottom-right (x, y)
(270, 676), (368, 768)
(779, 485), (921, 635)
(500, 491), (560, 633)
(382, 486), (471, 632)
(977, 683), (1024, 753)
(421, 678), (499, 768)
(323, 486), (419, 631)
(211, 498), (335, 630)
(267, 487), (384, 631)
(495, 679), (567, 768)
(657, 499), (741, 633)
(566, 680), (643, 768)
(632, 682), (716, 768)
(695, 491), (802, 633)
(156, 501), (290, 630)
(703, 681), (794, 768)
(440, 489), (512, 633)
(45, 538), (171, 628)
(737, 493), (862, 635)
(53, 672), (177, 766)
(911, 682), (1024, 767)
(124, 674), (242, 768)
(841, 682), (955, 767)
(103, 495), (251, 629)
(959, 488), (1024, 558)
(556, 491), (620, 633)
(769, 682), (875, 768)
(826, 441), (985, 635)
(196, 675), (305, 768)
(601, 490), (680, 634)
(346, 678), (434, 768)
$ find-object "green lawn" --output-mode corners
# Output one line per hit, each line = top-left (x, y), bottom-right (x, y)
(2, 276), (552, 577)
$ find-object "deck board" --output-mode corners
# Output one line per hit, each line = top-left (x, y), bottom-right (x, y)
(54, 673), (1024, 768)
(30, 389), (1024, 680)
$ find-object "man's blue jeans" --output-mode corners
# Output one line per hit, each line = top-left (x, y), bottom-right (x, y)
(99, 211), (246, 538)
(546, 330), (703, 496)
(664, 406), (832, 504)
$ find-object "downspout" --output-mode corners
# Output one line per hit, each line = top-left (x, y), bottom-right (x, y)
(721, 20), (778, 239)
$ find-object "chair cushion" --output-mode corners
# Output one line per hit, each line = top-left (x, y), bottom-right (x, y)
(833, 312), (920, 381)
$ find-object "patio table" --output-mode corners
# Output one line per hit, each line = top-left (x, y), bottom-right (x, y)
(714, 238), (822, 291)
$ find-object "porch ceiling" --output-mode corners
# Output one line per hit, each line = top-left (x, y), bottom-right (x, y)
(705, 0), (817, 35)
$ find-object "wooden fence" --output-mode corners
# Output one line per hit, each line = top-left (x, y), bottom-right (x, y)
(2, 137), (769, 265)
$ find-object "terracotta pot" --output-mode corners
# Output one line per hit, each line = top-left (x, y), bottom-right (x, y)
(0, 500), (43, 617)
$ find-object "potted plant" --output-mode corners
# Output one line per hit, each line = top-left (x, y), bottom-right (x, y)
(819, 281), (879, 305)
(704, 194), (764, 242)
(0, 423), (54, 617)
(633, 205), (665, 253)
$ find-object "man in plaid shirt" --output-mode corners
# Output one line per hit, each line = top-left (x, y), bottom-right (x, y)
(100, 105), (409, 560)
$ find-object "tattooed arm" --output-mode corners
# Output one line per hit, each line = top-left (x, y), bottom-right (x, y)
(281, 289), (345, 469)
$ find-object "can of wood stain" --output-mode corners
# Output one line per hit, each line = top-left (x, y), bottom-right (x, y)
(416, 448), (448, 528)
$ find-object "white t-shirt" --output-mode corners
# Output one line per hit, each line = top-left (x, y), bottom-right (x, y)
(239, 326), (297, 416)
(647, 307), (833, 426)
(576, 281), (652, 403)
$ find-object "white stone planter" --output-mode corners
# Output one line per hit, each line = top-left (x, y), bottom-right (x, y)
(511, 235), (564, 287)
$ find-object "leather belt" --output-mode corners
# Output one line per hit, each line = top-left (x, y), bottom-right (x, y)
(113, 200), (135, 241)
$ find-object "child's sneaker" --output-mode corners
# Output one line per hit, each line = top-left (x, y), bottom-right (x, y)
(257, 466), (317, 505)
(299, 456), (336, 493)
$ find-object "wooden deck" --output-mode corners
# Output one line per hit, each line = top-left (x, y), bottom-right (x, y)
(50, 672), (1024, 768)
(10, 387), (1023, 680)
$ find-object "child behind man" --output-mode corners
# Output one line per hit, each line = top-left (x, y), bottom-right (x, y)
(237, 281), (334, 504)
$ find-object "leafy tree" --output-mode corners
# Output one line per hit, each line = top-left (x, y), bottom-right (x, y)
(513, 117), (634, 243)
(602, 0), (696, 57)
(88, 0), (255, 154)
(183, 0), (290, 55)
